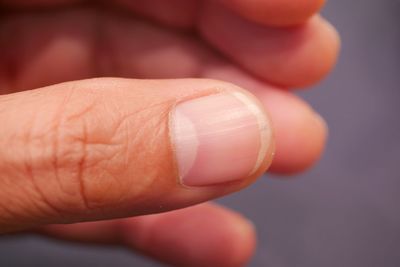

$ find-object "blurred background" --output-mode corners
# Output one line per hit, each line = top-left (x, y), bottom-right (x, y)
(1, 0), (400, 266)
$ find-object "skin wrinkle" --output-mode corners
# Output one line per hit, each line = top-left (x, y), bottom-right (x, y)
(119, 106), (179, 215)
(73, 115), (127, 213)
(54, 115), (110, 213)
(52, 87), (122, 212)
(50, 86), (71, 204)
(48, 85), (92, 213)
(13, 83), (168, 215)
(0, 179), (24, 222)
(71, 118), (130, 210)
(84, 156), (121, 214)
(110, 103), (168, 140)
(23, 107), (64, 218)
(96, 107), (164, 204)
(0, 92), (79, 226)
(0, 106), (33, 227)
(43, 85), (173, 213)
(52, 87), (132, 212)
(123, 110), (168, 193)
(53, 96), (114, 212)
(76, 113), (89, 211)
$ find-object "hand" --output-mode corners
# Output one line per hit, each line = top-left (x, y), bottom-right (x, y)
(0, 0), (339, 266)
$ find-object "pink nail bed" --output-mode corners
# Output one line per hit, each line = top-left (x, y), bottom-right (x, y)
(171, 92), (272, 187)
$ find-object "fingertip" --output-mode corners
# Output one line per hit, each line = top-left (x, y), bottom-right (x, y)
(226, 215), (257, 267)
(271, 15), (341, 88)
(272, 105), (328, 174)
(39, 203), (257, 267)
(273, 111), (327, 174)
(295, 16), (341, 88)
(256, 89), (328, 174)
(194, 207), (257, 267)
(130, 204), (256, 267)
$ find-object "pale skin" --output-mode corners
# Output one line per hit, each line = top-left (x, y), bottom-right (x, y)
(0, 0), (340, 266)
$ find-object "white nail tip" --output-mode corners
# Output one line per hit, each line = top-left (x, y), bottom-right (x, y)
(232, 92), (271, 175)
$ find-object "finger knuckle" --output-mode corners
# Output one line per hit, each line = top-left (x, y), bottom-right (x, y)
(33, 89), (124, 214)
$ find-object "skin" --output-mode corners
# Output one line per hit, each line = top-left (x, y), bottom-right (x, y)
(0, 0), (340, 266)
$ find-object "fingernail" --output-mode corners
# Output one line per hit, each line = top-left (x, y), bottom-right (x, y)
(171, 92), (272, 187)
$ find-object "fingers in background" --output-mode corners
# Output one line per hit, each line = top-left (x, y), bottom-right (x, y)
(0, 7), (339, 92)
(0, 78), (274, 232)
(1, 0), (323, 28)
(0, 10), (329, 174)
(199, 3), (340, 88)
(40, 203), (255, 267)
(0, 9), (97, 92)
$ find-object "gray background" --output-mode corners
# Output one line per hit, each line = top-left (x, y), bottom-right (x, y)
(1, 0), (400, 266)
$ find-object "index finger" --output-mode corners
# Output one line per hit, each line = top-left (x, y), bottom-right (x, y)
(1, 0), (325, 27)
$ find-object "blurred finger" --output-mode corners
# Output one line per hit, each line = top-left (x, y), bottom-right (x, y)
(39, 203), (255, 267)
(0, 0), (330, 30)
(199, 2), (340, 88)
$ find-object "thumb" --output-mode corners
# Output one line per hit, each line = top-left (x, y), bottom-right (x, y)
(0, 78), (274, 233)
